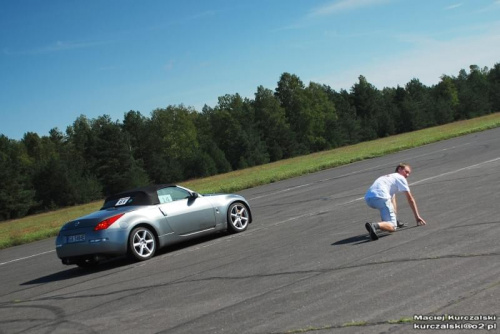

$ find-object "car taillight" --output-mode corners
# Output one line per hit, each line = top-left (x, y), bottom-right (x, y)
(94, 213), (125, 231)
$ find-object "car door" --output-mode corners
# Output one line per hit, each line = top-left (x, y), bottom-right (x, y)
(157, 187), (216, 236)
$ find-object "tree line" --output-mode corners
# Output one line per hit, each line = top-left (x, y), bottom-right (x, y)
(1, 63), (499, 221)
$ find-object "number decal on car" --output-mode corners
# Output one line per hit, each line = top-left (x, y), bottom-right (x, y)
(115, 197), (131, 206)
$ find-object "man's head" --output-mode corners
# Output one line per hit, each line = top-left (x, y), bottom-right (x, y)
(395, 163), (411, 178)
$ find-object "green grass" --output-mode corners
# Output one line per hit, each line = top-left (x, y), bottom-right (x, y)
(388, 317), (414, 324)
(1, 113), (500, 250)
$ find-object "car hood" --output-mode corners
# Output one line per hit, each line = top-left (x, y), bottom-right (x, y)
(202, 193), (244, 201)
(202, 193), (242, 198)
(201, 193), (250, 207)
(60, 206), (139, 231)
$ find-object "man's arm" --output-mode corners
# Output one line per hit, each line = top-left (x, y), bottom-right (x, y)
(404, 191), (426, 225)
(392, 195), (398, 215)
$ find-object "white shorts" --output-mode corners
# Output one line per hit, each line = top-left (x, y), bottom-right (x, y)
(365, 197), (398, 228)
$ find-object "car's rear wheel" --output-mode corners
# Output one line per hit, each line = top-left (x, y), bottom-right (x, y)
(128, 226), (156, 261)
(227, 202), (250, 233)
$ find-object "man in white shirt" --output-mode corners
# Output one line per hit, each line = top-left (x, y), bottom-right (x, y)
(364, 163), (426, 240)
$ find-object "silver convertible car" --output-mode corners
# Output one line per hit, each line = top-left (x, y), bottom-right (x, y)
(56, 185), (252, 267)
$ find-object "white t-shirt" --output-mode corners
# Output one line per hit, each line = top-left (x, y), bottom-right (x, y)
(365, 172), (410, 200)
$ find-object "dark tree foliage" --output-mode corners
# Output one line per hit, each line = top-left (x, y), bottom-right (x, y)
(455, 66), (491, 119)
(432, 75), (458, 124)
(402, 79), (435, 131)
(145, 106), (200, 183)
(253, 86), (296, 160)
(324, 88), (362, 146)
(195, 106), (232, 175)
(351, 75), (383, 140)
(488, 63), (500, 112)
(90, 115), (149, 196)
(22, 128), (102, 212)
(0, 135), (37, 220)
(1, 62), (499, 220)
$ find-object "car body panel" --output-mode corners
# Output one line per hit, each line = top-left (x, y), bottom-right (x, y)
(159, 197), (216, 235)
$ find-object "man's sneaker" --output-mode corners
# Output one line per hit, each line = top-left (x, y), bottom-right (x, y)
(365, 222), (379, 241)
(397, 220), (407, 228)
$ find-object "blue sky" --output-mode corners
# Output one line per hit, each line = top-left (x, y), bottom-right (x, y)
(1, 0), (499, 140)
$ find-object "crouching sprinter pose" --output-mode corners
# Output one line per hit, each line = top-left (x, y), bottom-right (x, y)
(364, 163), (426, 240)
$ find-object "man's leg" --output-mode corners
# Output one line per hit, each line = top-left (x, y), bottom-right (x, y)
(376, 222), (396, 232)
(375, 199), (398, 232)
(365, 197), (396, 239)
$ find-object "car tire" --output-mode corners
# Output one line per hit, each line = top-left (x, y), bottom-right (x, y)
(128, 226), (157, 261)
(227, 202), (250, 233)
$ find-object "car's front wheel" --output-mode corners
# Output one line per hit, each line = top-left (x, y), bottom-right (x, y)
(227, 202), (250, 233)
(128, 226), (157, 261)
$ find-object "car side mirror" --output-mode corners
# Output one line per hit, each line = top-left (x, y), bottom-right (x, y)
(190, 192), (199, 199)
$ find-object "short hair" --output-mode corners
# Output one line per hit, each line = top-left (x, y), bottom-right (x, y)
(395, 163), (410, 173)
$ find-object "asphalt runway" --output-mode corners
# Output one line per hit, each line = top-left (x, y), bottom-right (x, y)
(1, 128), (499, 334)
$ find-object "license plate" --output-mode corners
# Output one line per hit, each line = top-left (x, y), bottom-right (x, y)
(67, 234), (85, 243)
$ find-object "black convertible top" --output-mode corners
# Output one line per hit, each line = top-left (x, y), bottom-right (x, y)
(102, 184), (175, 209)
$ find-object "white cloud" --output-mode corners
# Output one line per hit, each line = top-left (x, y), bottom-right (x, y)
(188, 10), (220, 20)
(308, 0), (391, 17)
(278, 0), (391, 32)
(3, 40), (109, 55)
(445, 3), (462, 10)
